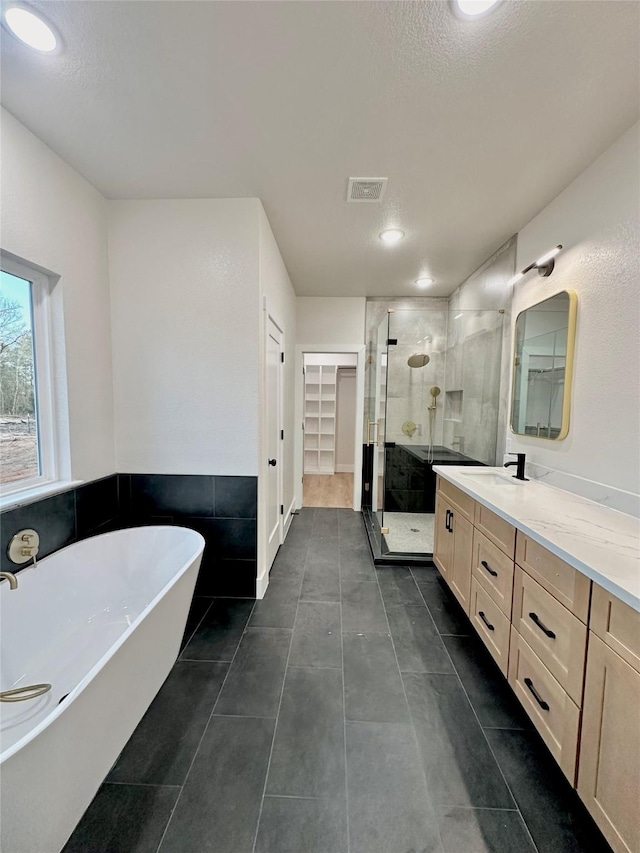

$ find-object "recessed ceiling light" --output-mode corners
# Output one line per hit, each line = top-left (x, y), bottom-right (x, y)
(379, 229), (405, 245)
(415, 278), (434, 288)
(3, 4), (59, 52)
(452, 0), (502, 20)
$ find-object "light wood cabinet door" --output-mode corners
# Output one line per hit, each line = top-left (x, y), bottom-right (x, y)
(578, 633), (640, 853)
(434, 494), (453, 581)
(590, 584), (640, 673)
(448, 510), (473, 615)
(437, 476), (475, 522)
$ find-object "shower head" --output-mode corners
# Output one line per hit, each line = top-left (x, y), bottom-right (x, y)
(408, 353), (430, 368)
(430, 386), (441, 397)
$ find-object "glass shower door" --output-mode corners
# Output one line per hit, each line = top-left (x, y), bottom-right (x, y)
(370, 314), (389, 536)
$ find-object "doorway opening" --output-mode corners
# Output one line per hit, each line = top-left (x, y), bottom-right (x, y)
(302, 353), (357, 508)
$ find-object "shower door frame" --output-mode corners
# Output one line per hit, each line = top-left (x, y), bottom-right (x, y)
(362, 312), (434, 565)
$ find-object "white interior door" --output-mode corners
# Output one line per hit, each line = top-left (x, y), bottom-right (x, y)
(266, 316), (283, 569)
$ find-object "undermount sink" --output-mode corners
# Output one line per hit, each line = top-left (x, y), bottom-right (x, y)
(459, 470), (521, 486)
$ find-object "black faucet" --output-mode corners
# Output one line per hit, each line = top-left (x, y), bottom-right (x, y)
(504, 452), (529, 481)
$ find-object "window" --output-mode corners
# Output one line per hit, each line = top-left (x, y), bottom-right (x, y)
(0, 256), (56, 496)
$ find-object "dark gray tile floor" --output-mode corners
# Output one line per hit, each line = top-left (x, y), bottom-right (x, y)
(64, 508), (612, 853)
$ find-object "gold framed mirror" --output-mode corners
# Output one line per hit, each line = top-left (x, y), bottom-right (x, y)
(510, 290), (577, 440)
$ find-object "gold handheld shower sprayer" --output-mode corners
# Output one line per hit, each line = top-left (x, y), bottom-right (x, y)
(427, 386), (441, 462)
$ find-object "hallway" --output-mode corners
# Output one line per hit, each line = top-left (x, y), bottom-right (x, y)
(65, 509), (610, 853)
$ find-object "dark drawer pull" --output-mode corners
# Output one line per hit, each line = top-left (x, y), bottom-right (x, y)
(445, 509), (451, 532)
(524, 677), (550, 711)
(481, 560), (498, 577)
(528, 612), (556, 639)
(478, 610), (494, 631)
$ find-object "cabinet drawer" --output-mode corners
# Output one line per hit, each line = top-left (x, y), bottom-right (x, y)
(474, 502), (516, 558)
(516, 532), (591, 622)
(469, 579), (510, 675)
(512, 567), (587, 705)
(472, 529), (515, 617)
(508, 627), (581, 784)
(590, 584), (640, 674)
(437, 476), (475, 522)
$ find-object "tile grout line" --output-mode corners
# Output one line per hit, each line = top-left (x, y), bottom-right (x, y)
(249, 527), (309, 853)
(338, 512), (351, 853)
(375, 566), (447, 853)
(178, 599), (215, 658)
(104, 781), (182, 789)
(154, 596), (257, 853)
(409, 567), (542, 853)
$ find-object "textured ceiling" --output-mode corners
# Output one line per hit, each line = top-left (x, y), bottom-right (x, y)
(1, 1), (639, 296)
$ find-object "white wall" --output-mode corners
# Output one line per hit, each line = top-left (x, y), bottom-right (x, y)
(511, 122), (640, 498)
(258, 204), (297, 588)
(448, 237), (516, 462)
(0, 109), (115, 481)
(304, 353), (357, 367)
(297, 297), (365, 346)
(108, 199), (261, 475)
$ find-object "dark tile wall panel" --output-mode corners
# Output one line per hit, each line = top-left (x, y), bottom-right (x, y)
(214, 476), (257, 519)
(0, 476), (118, 576)
(129, 474), (215, 517)
(1, 473), (258, 597)
(75, 475), (119, 538)
(121, 473), (258, 597)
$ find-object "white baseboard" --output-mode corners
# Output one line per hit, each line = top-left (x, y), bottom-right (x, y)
(283, 497), (296, 536)
(335, 464), (354, 473)
(256, 570), (269, 599)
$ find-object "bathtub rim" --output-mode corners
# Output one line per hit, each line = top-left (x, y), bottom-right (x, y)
(0, 525), (205, 765)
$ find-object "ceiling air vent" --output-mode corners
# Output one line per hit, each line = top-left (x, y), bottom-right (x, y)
(347, 177), (387, 203)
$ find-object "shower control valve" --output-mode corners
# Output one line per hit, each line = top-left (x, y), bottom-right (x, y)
(7, 529), (40, 565)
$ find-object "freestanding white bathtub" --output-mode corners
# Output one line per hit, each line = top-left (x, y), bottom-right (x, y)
(0, 525), (204, 853)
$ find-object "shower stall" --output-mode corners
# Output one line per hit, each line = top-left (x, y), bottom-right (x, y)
(362, 306), (504, 562)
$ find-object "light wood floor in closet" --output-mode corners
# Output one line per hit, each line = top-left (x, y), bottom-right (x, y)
(303, 473), (354, 508)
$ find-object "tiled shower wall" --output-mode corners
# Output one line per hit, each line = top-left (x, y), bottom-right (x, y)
(0, 474), (257, 597)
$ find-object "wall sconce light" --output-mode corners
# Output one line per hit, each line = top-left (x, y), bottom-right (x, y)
(510, 245), (562, 285)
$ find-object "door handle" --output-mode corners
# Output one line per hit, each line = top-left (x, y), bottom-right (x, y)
(445, 509), (451, 532)
(268, 458), (277, 467)
(448, 510), (454, 533)
(367, 421), (379, 446)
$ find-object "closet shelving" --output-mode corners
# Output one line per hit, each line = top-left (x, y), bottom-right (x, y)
(304, 365), (337, 474)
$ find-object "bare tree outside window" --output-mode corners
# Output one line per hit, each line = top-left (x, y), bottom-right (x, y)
(0, 270), (39, 485)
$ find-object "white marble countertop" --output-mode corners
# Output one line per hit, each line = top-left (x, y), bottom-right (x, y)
(433, 466), (640, 613)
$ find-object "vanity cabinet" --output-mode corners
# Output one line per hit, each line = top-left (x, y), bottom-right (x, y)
(433, 474), (640, 851)
(578, 594), (640, 853)
(434, 487), (473, 615)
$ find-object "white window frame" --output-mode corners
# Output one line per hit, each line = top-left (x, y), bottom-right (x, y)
(0, 254), (58, 498)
